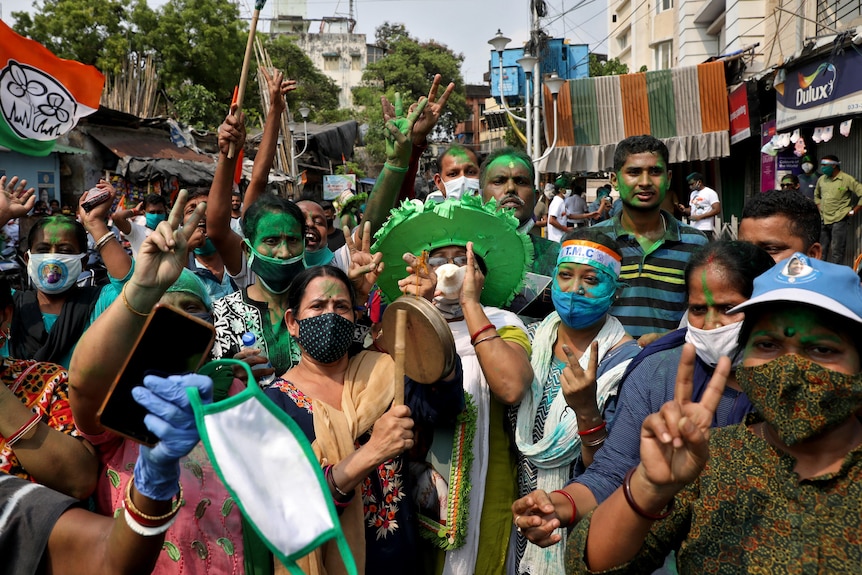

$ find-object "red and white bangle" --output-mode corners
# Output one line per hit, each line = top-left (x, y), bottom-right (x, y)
(6, 411), (40, 447)
(123, 479), (183, 529)
(124, 507), (180, 536)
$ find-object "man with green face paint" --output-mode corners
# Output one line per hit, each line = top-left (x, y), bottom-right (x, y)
(592, 135), (707, 340)
(479, 147), (561, 320)
(814, 154), (862, 264)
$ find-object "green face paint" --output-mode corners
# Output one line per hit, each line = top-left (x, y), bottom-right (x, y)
(614, 153), (669, 210)
(447, 147), (471, 162)
(487, 154), (531, 174)
(39, 221), (81, 252)
(784, 327), (796, 337)
(319, 279), (344, 299)
(252, 211), (303, 258)
(701, 268), (715, 307)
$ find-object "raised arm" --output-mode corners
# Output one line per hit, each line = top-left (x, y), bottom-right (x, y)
(112, 202), (142, 235)
(242, 67), (297, 213)
(0, 175), (36, 228)
(396, 74), (455, 202)
(69, 191), (206, 434)
(78, 180), (132, 279)
(47, 373), (212, 575)
(360, 94), (427, 240)
(581, 346), (728, 570)
(205, 108), (247, 276)
(461, 242), (532, 404)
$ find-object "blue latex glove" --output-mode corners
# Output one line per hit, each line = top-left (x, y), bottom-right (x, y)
(131, 373), (213, 501)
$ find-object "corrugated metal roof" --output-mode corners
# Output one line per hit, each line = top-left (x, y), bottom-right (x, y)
(86, 126), (214, 164)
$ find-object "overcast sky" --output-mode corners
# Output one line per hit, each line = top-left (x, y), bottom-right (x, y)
(1, 0), (607, 84)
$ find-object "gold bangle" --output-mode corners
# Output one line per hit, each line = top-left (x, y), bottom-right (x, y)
(124, 478), (184, 522)
(121, 284), (150, 317)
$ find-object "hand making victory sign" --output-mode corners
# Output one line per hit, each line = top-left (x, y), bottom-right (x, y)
(638, 343), (731, 494)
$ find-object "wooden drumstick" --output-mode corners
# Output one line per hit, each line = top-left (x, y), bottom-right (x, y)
(228, 0), (266, 159)
(393, 308), (407, 405)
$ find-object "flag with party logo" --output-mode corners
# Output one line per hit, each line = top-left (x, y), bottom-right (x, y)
(0, 20), (105, 157)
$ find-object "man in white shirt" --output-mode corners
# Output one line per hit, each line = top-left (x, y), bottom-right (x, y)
(546, 183), (568, 243)
(680, 172), (721, 240)
(112, 193), (168, 255)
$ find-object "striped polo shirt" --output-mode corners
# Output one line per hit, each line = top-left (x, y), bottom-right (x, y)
(593, 211), (707, 338)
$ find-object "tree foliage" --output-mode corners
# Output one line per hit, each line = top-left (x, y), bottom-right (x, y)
(12, 0), (136, 74)
(356, 22), (468, 164)
(589, 54), (629, 77)
(14, 0), (246, 128)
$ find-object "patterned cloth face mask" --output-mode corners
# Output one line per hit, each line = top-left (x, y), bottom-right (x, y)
(736, 354), (862, 445)
(297, 313), (354, 364)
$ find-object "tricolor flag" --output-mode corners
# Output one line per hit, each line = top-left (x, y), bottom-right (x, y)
(0, 20), (105, 156)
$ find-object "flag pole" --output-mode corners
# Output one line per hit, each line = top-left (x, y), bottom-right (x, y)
(228, 0), (267, 159)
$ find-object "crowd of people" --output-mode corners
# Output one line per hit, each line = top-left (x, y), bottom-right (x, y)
(2, 66), (862, 575)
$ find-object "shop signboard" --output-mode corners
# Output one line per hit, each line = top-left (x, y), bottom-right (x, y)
(728, 83), (751, 144)
(777, 49), (862, 129)
(323, 174), (356, 201)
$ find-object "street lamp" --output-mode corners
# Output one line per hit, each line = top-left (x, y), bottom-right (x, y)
(515, 53), (538, 158)
(487, 30), (527, 124)
(533, 73), (566, 164)
(292, 105), (310, 170)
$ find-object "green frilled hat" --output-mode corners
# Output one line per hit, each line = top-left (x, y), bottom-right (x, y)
(371, 194), (533, 308)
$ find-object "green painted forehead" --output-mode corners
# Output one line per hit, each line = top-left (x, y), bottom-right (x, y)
(252, 211), (301, 240)
(40, 221), (79, 244)
(487, 154), (532, 172)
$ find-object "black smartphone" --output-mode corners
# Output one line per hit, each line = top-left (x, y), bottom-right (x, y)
(81, 187), (112, 213)
(97, 303), (215, 446)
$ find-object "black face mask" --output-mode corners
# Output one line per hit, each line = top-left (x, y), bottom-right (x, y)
(297, 313), (354, 364)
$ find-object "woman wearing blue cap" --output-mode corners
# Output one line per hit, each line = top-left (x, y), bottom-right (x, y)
(565, 252), (862, 574)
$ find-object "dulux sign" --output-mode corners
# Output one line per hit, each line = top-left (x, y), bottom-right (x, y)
(776, 50), (862, 129)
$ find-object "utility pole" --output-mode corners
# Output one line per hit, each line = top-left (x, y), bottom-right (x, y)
(531, 1), (542, 188)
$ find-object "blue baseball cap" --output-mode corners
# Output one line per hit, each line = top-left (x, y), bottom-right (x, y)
(730, 253), (862, 324)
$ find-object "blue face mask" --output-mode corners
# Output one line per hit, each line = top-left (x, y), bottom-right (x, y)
(551, 269), (617, 329)
(194, 238), (217, 257)
(145, 212), (167, 230)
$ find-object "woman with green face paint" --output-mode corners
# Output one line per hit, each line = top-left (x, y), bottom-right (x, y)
(6, 177), (133, 368)
(512, 228), (640, 574)
(514, 241), (774, 559)
(566, 252), (862, 574)
(210, 195), (308, 382)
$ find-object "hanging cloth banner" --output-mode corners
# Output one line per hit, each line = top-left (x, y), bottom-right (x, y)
(188, 360), (357, 575)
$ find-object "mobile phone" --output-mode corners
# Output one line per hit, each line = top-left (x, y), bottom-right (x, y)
(81, 187), (112, 213)
(97, 303), (215, 446)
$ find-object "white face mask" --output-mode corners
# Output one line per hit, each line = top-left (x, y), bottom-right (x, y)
(27, 252), (84, 294)
(801, 162), (814, 173)
(684, 321), (744, 368)
(443, 176), (480, 200)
